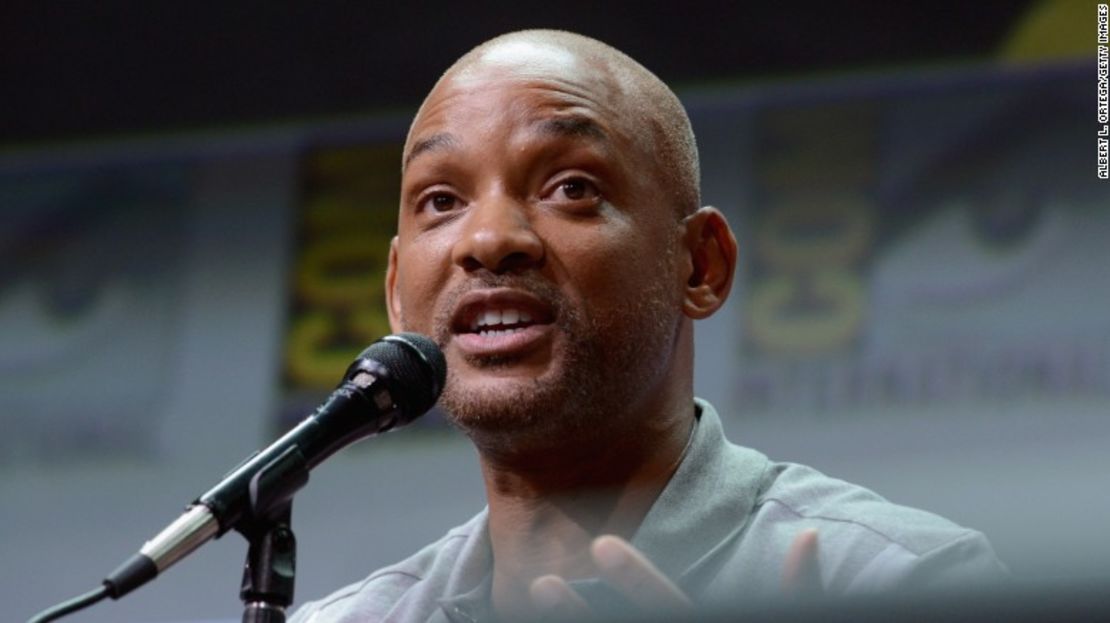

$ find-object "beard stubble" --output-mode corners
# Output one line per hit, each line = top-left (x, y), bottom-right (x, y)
(427, 251), (681, 454)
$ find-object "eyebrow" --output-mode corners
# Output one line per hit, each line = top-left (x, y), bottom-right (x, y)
(403, 116), (609, 170)
(404, 132), (458, 169)
(538, 116), (608, 143)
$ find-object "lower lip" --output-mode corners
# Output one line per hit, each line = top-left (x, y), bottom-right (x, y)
(453, 323), (553, 358)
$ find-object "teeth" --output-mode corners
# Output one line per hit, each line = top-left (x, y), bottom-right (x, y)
(473, 308), (533, 330)
(481, 309), (502, 327)
(478, 327), (527, 337)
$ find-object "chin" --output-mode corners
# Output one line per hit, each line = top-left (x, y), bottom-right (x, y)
(439, 365), (591, 437)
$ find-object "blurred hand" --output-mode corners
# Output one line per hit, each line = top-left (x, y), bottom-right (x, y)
(782, 528), (821, 595)
(529, 530), (821, 619)
(529, 535), (689, 620)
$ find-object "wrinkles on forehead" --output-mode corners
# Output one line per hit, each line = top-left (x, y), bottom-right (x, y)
(405, 54), (640, 173)
(404, 114), (612, 175)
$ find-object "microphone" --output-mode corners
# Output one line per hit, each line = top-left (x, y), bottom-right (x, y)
(103, 333), (446, 599)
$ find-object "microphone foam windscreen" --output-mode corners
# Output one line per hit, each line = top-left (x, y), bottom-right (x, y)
(360, 333), (447, 419)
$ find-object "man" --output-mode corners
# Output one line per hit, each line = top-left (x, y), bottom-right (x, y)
(291, 30), (1006, 622)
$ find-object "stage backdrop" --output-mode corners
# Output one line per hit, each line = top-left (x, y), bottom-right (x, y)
(2, 60), (1107, 623)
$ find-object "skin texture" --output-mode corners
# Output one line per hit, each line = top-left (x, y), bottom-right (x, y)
(384, 30), (803, 620)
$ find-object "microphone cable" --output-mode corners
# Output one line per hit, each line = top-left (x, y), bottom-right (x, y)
(27, 585), (110, 623)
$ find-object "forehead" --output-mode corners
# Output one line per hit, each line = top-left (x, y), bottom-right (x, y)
(459, 38), (582, 82)
(404, 48), (640, 166)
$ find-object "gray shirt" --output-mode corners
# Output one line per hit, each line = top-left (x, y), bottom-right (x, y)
(290, 399), (1007, 622)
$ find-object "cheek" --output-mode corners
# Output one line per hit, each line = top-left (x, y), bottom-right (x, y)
(545, 221), (667, 309)
(395, 240), (453, 329)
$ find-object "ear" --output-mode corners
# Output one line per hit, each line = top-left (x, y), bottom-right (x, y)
(681, 206), (738, 319)
(385, 236), (403, 333)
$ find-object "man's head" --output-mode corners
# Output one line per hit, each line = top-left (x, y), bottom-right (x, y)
(408, 30), (701, 219)
(386, 30), (736, 454)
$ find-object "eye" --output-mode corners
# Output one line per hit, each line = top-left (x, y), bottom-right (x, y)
(547, 177), (601, 203)
(421, 191), (463, 213)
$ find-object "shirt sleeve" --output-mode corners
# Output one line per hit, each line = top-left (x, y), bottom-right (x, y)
(847, 530), (1010, 594)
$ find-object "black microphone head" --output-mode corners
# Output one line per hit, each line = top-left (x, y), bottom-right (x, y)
(350, 333), (446, 423)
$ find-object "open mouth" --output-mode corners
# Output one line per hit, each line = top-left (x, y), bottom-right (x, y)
(468, 307), (536, 337)
(450, 289), (556, 356)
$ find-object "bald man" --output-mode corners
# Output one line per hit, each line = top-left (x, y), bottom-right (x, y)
(290, 30), (1007, 623)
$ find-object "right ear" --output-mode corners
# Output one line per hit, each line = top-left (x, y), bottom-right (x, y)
(680, 206), (738, 320)
(385, 236), (403, 333)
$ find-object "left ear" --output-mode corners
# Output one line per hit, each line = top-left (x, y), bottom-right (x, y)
(385, 236), (404, 333)
(681, 206), (738, 319)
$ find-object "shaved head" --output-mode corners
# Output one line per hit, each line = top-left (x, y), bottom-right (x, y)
(406, 29), (701, 218)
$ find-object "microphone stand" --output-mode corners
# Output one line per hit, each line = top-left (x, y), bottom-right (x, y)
(237, 502), (296, 623)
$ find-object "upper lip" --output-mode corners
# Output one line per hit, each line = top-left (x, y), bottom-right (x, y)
(450, 288), (556, 334)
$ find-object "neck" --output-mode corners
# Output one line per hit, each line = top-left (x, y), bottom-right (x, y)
(480, 390), (695, 621)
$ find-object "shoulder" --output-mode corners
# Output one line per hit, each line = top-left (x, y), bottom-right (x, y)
(747, 458), (1008, 593)
(758, 461), (972, 556)
(288, 513), (484, 623)
(662, 400), (1006, 598)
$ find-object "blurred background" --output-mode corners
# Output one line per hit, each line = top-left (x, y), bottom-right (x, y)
(2, 2), (1108, 621)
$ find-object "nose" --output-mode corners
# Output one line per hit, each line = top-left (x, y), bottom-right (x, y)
(451, 194), (544, 274)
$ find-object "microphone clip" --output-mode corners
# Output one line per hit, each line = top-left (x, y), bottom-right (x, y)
(237, 502), (297, 623)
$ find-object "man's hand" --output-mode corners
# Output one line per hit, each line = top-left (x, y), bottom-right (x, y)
(529, 536), (689, 619)
(783, 528), (821, 595)
(529, 530), (820, 618)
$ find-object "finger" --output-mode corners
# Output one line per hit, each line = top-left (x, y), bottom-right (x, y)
(591, 535), (691, 610)
(530, 574), (593, 621)
(782, 528), (821, 595)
